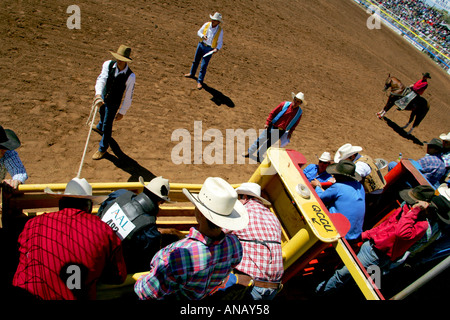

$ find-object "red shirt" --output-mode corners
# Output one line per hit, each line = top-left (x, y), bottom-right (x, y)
(13, 208), (127, 300)
(361, 204), (428, 261)
(266, 101), (302, 132)
(412, 79), (428, 95)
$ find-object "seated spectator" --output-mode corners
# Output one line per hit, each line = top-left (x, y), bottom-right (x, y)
(134, 177), (248, 300)
(311, 160), (365, 241)
(439, 132), (450, 182)
(334, 143), (385, 194)
(12, 178), (127, 300)
(0, 125), (28, 190)
(97, 176), (177, 273)
(316, 185), (438, 295)
(220, 182), (284, 300)
(303, 152), (334, 183)
(418, 138), (446, 188)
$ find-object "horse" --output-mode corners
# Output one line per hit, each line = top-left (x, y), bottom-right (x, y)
(376, 74), (430, 135)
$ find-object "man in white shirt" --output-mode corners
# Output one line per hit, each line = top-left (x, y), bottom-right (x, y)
(92, 45), (135, 160)
(184, 12), (224, 90)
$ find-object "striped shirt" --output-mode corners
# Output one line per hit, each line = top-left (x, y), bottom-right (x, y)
(134, 227), (242, 300)
(0, 150), (28, 183)
(226, 199), (284, 281)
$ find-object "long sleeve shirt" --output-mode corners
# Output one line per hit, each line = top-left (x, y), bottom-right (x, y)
(0, 150), (28, 183)
(418, 153), (446, 187)
(303, 164), (333, 182)
(95, 60), (135, 115)
(315, 180), (365, 240)
(134, 227), (242, 300)
(411, 79), (428, 95)
(266, 101), (302, 132)
(197, 22), (223, 50)
(361, 204), (429, 261)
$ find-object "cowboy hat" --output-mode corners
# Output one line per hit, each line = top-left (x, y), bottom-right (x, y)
(318, 152), (332, 162)
(431, 195), (450, 224)
(210, 12), (223, 22)
(326, 160), (362, 182)
(110, 45), (132, 62)
(235, 182), (271, 205)
(426, 138), (443, 149)
(291, 92), (306, 104)
(399, 185), (435, 205)
(0, 126), (21, 150)
(439, 132), (450, 141)
(45, 177), (108, 204)
(422, 72), (431, 79)
(139, 176), (171, 202)
(183, 177), (249, 231)
(334, 143), (362, 163)
(438, 183), (450, 202)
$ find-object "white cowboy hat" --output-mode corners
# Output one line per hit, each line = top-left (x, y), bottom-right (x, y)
(139, 176), (171, 202)
(318, 152), (332, 162)
(235, 182), (271, 205)
(210, 12), (223, 22)
(334, 143), (363, 163)
(45, 177), (107, 204)
(439, 132), (450, 141)
(291, 92), (305, 103)
(183, 177), (249, 231)
(438, 183), (450, 202)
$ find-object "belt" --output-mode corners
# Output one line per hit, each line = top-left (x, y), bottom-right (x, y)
(201, 41), (211, 47)
(235, 273), (282, 289)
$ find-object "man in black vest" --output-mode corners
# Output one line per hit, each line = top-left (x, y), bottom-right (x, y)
(92, 45), (135, 160)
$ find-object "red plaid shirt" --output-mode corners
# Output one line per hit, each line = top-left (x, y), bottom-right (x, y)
(226, 199), (284, 281)
(13, 208), (127, 300)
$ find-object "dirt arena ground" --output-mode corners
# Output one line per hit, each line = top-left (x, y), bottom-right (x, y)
(1, 0), (449, 187)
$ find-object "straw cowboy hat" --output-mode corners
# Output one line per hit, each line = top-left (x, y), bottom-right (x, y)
(45, 178), (108, 204)
(210, 12), (223, 22)
(334, 143), (363, 163)
(110, 45), (132, 62)
(399, 185), (435, 206)
(235, 182), (271, 205)
(0, 126), (21, 151)
(183, 177), (249, 231)
(326, 160), (362, 182)
(439, 132), (450, 141)
(139, 176), (171, 202)
(318, 152), (332, 162)
(291, 92), (306, 104)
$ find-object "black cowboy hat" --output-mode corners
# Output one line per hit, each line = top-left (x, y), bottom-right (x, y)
(431, 195), (450, 224)
(326, 160), (362, 182)
(399, 185), (435, 205)
(0, 126), (21, 150)
(422, 72), (431, 79)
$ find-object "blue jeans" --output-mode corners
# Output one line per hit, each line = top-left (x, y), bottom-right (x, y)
(249, 286), (279, 300)
(248, 125), (285, 160)
(96, 102), (119, 152)
(316, 241), (390, 294)
(189, 42), (214, 84)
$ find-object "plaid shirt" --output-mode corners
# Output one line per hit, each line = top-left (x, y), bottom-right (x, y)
(226, 199), (284, 281)
(134, 227), (242, 300)
(0, 150), (28, 183)
(418, 154), (446, 186)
